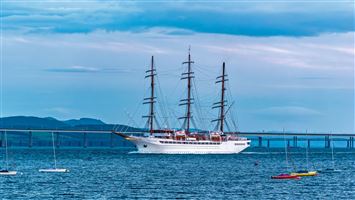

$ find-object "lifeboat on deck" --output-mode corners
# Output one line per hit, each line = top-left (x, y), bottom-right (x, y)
(210, 132), (222, 142)
(175, 130), (187, 140)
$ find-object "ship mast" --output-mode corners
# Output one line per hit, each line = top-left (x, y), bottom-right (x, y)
(143, 56), (156, 135)
(180, 48), (194, 134)
(212, 62), (228, 132)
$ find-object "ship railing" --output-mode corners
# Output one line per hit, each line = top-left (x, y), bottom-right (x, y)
(228, 137), (249, 141)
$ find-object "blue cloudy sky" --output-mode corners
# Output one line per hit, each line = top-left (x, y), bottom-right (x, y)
(1, 1), (354, 133)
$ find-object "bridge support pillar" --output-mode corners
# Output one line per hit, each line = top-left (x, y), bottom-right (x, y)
(55, 132), (60, 148)
(293, 136), (297, 147)
(287, 140), (290, 148)
(83, 132), (87, 148)
(351, 137), (354, 149)
(258, 137), (262, 147)
(28, 131), (33, 148)
(325, 136), (330, 148)
(267, 139), (270, 148)
(307, 139), (311, 148)
(1, 131), (4, 147)
(110, 132), (114, 148)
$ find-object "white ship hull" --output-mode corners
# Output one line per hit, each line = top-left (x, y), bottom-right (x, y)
(127, 136), (250, 154)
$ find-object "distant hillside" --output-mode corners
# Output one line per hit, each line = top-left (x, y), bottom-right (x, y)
(0, 116), (141, 147)
(64, 118), (105, 126)
(0, 116), (141, 132)
(0, 116), (69, 129)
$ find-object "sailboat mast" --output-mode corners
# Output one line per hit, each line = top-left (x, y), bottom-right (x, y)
(144, 56), (156, 135)
(212, 62), (228, 132)
(4, 131), (8, 170)
(306, 130), (309, 171)
(219, 63), (226, 132)
(186, 52), (192, 134)
(330, 134), (335, 169)
(149, 56), (155, 135)
(51, 132), (57, 169)
(180, 48), (194, 134)
(283, 129), (289, 172)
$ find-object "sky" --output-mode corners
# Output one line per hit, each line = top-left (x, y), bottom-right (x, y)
(1, 0), (354, 133)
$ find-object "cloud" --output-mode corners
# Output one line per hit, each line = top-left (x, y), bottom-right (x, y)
(2, 29), (353, 131)
(44, 107), (73, 115)
(255, 106), (322, 119)
(42, 107), (85, 120)
(297, 76), (332, 80)
(46, 65), (100, 73)
(45, 65), (133, 73)
(2, 1), (354, 36)
(201, 33), (354, 71)
(4, 30), (353, 88)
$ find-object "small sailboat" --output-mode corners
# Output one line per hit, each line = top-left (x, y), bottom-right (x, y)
(39, 168), (69, 173)
(322, 134), (341, 173)
(0, 131), (17, 176)
(290, 130), (318, 177)
(0, 170), (17, 175)
(290, 170), (318, 177)
(39, 132), (69, 173)
(272, 129), (300, 180)
(271, 174), (301, 180)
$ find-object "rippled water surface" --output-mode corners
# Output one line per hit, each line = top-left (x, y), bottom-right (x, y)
(0, 148), (354, 199)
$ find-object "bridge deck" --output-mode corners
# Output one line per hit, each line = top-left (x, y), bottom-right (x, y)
(0, 129), (353, 148)
(0, 129), (353, 137)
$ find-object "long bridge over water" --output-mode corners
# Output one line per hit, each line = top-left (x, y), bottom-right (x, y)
(0, 129), (354, 149)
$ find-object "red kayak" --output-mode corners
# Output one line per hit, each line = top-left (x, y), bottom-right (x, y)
(271, 174), (301, 180)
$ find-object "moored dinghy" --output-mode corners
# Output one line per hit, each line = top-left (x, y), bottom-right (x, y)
(39, 168), (69, 173)
(0, 170), (17, 176)
(271, 129), (301, 180)
(321, 134), (341, 173)
(271, 174), (300, 180)
(0, 131), (18, 176)
(321, 168), (342, 173)
(290, 170), (318, 177)
(39, 132), (69, 173)
(290, 130), (318, 177)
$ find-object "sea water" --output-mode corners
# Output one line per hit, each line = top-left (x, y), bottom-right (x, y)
(0, 148), (354, 199)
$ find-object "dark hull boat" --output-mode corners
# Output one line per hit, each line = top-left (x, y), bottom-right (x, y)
(321, 168), (342, 173)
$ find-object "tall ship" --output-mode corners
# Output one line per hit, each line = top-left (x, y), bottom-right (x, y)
(114, 50), (250, 154)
